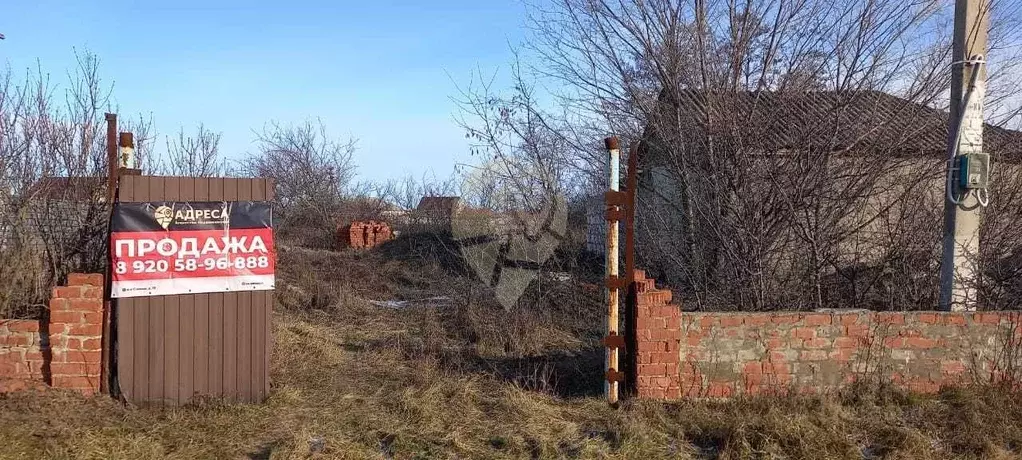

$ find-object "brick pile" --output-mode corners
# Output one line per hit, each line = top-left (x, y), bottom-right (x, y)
(337, 221), (393, 249)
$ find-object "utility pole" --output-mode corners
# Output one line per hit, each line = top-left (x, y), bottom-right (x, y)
(939, 0), (990, 311)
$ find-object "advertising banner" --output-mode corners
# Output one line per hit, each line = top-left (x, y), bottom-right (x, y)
(110, 201), (274, 298)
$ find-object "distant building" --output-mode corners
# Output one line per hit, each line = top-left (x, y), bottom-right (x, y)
(379, 204), (409, 227)
(25, 176), (107, 202)
(6, 176), (106, 250)
(0, 175), (107, 286)
(410, 196), (464, 233)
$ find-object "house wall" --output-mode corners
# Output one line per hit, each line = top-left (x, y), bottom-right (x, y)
(409, 198), (465, 234)
(632, 270), (1022, 399)
(635, 164), (688, 281)
(633, 158), (1013, 293)
(0, 274), (105, 395)
(584, 196), (605, 255)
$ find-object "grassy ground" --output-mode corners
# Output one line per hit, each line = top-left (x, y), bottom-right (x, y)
(0, 243), (1021, 459)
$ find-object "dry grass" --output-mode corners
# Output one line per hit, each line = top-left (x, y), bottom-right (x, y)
(0, 244), (1021, 459)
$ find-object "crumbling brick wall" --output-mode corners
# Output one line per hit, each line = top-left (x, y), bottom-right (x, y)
(0, 273), (105, 395)
(633, 270), (1022, 398)
(633, 270), (684, 398)
(337, 221), (393, 249)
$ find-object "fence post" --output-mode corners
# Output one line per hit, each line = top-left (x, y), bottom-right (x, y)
(604, 137), (623, 405)
(623, 141), (640, 396)
(101, 113), (117, 395)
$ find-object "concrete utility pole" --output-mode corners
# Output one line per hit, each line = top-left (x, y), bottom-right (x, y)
(939, 0), (990, 311)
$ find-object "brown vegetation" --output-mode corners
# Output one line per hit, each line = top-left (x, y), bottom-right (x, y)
(0, 243), (1021, 459)
(0, 51), (124, 318)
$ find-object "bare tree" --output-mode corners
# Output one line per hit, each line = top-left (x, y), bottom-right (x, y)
(162, 123), (225, 177)
(453, 58), (597, 230)
(0, 49), (117, 317)
(335, 180), (399, 225)
(243, 119), (357, 248)
(457, 0), (1022, 311)
(118, 113), (156, 172)
(384, 172), (459, 211)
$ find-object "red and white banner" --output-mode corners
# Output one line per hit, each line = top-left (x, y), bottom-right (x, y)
(110, 201), (274, 298)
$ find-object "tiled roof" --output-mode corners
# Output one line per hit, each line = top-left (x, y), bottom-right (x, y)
(415, 196), (461, 214)
(650, 90), (1022, 160)
(24, 176), (106, 202)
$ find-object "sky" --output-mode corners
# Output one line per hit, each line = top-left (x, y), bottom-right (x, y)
(0, 0), (530, 182)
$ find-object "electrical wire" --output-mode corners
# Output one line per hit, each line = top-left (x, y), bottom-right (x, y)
(945, 55), (988, 207)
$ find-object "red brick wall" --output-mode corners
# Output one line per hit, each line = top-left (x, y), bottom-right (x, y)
(337, 221), (393, 249)
(0, 273), (104, 395)
(633, 270), (1022, 398)
(633, 270), (684, 398)
(0, 319), (45, 392)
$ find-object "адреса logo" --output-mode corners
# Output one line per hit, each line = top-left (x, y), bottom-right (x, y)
(154, 205), (174, 230)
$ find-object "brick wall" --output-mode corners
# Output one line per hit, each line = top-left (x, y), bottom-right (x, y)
(337, 221), (393, 249)
(0, 273), (104, 395)
(633, 270), (684, 398)
(0, 319), (45, 393)
(633, 270), (1022, 399)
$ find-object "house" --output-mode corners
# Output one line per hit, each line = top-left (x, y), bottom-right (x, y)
(334, 196), (405, 228)
(24, 176), (107, 202)
(379, 203), (409, 226)
(584, 195), (606, 255)
(631, 90), (1022, 295)
(409, 196), (464, 233)
(0, 175), (107, 306)
(2, 176), (106, 250)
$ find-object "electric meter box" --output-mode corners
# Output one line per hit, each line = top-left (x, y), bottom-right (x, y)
(957, 153), (990, 189)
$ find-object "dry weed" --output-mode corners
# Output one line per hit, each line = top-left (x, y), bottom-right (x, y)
(1, 245), (1021, 459)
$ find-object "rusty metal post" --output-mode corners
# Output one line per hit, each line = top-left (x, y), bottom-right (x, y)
(101, 113), (117, 395)
(624, 142), (638, 288)
(105, 114), (117, 202)
(604, 137), (623, 405)
(622, 141), (639, 396)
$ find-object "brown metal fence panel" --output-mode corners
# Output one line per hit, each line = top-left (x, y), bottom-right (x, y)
(115, 176), (274, 405)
